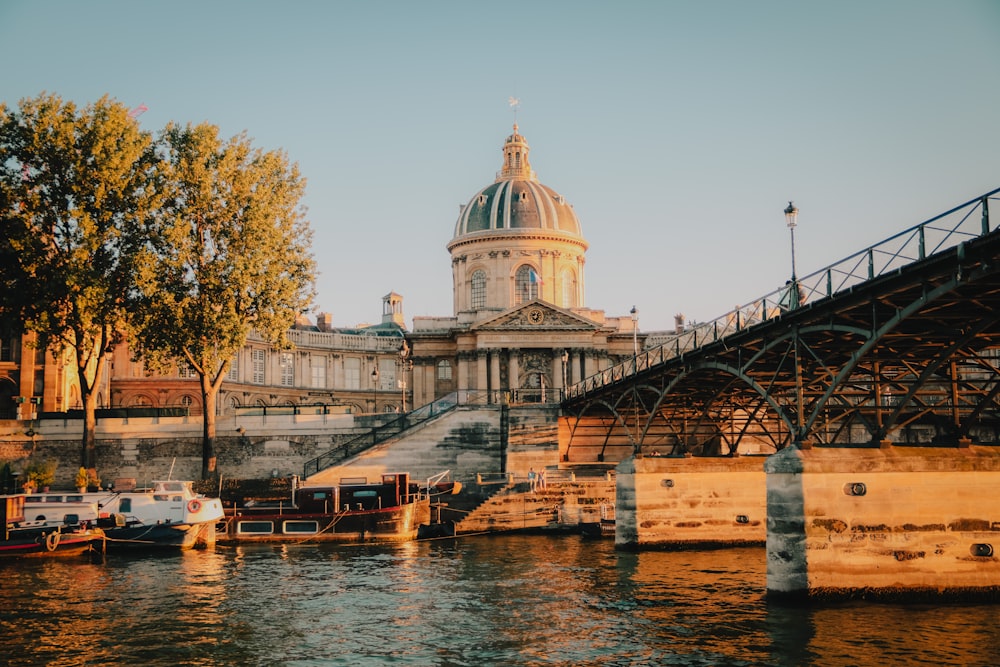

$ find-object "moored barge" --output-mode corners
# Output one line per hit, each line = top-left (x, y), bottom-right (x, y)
(219, 472), (431, 544)
(2, 494), (104, 559)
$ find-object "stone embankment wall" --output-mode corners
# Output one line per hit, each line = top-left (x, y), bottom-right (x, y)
(615, 454), (768, 550)
(0, 413), (370, 487)
(0, 404), (566, 492)
(766, 443), (1000, 600)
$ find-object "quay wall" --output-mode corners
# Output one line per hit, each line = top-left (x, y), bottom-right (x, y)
(0, 414), (362, 486)
(765, 444), (1000, 600)
(615, 454), (768, 550)
(0, 405), (562, 493)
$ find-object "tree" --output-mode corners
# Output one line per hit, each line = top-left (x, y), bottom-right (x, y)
(134, 122), (315, 479)
(0, 93), (162, 470)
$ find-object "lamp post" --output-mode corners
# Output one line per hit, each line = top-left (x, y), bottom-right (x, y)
(371, 365), (379, 414)
(630, 305), (640, 452)
(784, 201), (799, 282)
(630, 306), (639, 358)
(398, 341), (411, 413)
(561, 349), (569, 400)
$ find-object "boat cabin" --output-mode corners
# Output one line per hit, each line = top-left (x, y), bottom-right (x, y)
(297, 473), (417, 513)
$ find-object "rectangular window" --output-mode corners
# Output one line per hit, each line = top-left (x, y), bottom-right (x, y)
(283, 520), (320, 534)
(0, 337), (14, 362)
(252, 349), (266, 384)
(178, 363), (197, 378)
(227, 358), (239, 382)
(237, 521), (274, 535)
(280, 352), (294, 387)
(378, 358), (395, 391)
(344, 357), (361, 390)
(311, 357), (326, 389)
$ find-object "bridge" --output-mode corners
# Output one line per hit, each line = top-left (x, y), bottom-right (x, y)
(562, 187), (1000, 461)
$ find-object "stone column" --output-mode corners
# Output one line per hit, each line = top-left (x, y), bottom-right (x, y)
(476, 351), (488, 395)
(570, 349), (582, 385)
(490, 350), (502, 400)
(509, 350), (520, 398)
(581, 350), (594, 379)
(553, 349), (564, 392)
(457, 354), (469, 392)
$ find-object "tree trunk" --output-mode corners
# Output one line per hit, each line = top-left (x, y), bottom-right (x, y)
(77, 353), (104, 470)
(200, 373), (218, 480)
(81, 385), (98, 469)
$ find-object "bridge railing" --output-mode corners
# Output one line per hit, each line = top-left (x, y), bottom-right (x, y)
(567, 187), (1000, 400)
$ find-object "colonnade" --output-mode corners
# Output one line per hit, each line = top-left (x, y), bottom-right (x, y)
(411, 348), (612, 406)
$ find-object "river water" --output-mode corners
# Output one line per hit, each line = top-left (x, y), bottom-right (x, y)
(2, 534), (998, 666)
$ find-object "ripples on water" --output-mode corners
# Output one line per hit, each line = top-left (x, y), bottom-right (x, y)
(2, 536), (999, 666)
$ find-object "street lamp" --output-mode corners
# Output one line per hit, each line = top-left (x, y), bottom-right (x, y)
(398, 341), (411, 413)
(630, 306), (639, 358)
(371, 365), (379, 413)
(629, 305), (641, 452)
(561, 349), (569, 399)
(784, 201), (799, 281)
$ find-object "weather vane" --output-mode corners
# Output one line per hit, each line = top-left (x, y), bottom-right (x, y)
(508, 96), (520, 124)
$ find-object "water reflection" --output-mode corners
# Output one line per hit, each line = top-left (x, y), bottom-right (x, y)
(2, 537), (1000, 666)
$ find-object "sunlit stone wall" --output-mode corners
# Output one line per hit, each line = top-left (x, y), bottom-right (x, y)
(766, 444), (1000, 600)
(615, 455), (768, 550)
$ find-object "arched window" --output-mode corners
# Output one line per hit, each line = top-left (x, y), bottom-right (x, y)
(559, 269), (576, 308)
(514, 265), (540, 305)
(470, 270), (487, 310)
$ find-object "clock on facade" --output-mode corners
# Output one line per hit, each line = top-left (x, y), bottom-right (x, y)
(527, 308), (545, 325)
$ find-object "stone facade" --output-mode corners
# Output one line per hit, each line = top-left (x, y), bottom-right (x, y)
(615, 455), (768, 549)
(765, 444), (1000, 600)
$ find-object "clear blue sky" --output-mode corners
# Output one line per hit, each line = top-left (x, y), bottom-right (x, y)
(3, 1), (998, 332)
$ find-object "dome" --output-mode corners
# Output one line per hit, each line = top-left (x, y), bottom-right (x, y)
(450, 125), (585, 245)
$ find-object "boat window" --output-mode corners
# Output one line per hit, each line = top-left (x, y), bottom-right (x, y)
(45, 496), (63, 502)
(349, 490), (378, 498)
(119, 498), (132, 513)
(236, 521), (274, 535)
(311, 492), (329, 500)
(282, 520), (320, 534)
(66, 495), (83, 502)
(154, 495), (169, 501)
(160, 482), (185, 492)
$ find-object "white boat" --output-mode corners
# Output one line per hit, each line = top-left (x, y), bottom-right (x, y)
(23, 481), (224, 550)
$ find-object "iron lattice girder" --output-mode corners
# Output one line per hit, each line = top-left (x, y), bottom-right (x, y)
(565, 225), (1000, 451)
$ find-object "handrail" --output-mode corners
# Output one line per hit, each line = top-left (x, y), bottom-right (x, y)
(566, 188), (1000, 400)
(302, 392), (464, 477)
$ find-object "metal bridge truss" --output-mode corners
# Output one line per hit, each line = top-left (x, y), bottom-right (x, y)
(562, 189), (1000, 459)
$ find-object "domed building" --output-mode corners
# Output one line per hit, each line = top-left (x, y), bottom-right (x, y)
(449, 124), (588, 319)
(408, 125), (642, 406)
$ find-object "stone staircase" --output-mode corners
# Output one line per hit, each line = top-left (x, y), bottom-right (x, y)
(450, 474), (616, 534)
(451, 484), (562, 533)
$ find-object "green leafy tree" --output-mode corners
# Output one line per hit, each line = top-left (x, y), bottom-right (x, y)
(0, 93), (162, 470)
(134, 122), (315, 479)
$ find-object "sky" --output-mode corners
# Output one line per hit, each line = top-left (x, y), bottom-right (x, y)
(2, 1), (998, 332)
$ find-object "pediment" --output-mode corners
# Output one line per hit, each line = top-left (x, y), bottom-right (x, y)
(474, 301), (600, 331)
